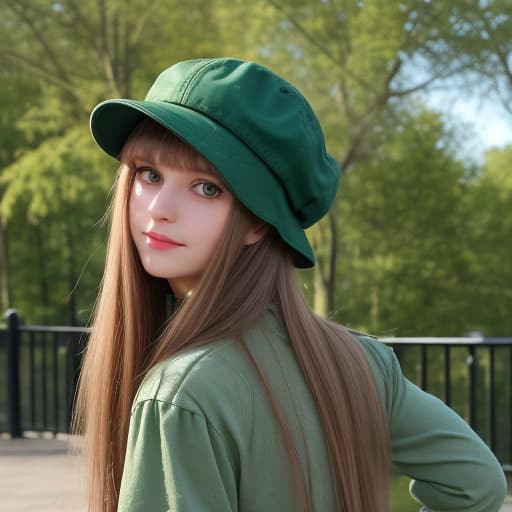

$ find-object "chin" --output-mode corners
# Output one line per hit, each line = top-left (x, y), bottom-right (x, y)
(139, 263), (171, 279)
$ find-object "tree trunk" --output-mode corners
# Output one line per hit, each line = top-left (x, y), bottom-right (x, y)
(313, 264), (327, 317)
(35, 224), (49, 324)
(326, 207), (338, 314)
(64, 219), (77, 326)
(0, 218), (12, 311)
(370, 285), (379, 333)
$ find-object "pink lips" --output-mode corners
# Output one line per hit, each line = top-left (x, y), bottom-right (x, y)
(144, 231), (184, 251)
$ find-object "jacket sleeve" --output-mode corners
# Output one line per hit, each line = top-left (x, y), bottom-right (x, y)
(117, 399), (238, 512)
(386, 347), (507, 512)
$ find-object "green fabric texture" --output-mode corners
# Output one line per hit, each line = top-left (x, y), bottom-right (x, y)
(118, 306), (507, 511)
(90, 58), (341, 268)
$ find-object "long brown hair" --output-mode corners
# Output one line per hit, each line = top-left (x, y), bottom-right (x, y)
(74, 119), (390, 511)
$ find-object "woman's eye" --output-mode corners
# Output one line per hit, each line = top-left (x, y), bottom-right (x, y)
(194, 182), (221, 198)
(136, 167), (160, 183)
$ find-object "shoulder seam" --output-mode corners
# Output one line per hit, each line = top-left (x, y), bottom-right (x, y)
(131, 398), (227, 442)
(137, 338), (236, 406)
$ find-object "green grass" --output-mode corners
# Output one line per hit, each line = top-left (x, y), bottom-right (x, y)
(390, 473), (420, 511)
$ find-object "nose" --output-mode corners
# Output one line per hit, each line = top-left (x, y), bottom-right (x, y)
(148, 182), (178, 222)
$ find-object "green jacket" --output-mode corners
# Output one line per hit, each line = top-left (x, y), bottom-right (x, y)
(118, 306), (507, 511)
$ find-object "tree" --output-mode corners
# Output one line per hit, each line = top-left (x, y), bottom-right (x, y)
(2, 0), (511, 330)
(0, 67), (41, 313)
(461, 146), (512, 335)
(421, 0), (512, 116)
(332, 104), (474, 336)
(227, 0), (511, 315)
(0, 0), (222, 323)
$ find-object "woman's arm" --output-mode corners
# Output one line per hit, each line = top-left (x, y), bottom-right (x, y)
(387, 348), (507, 512)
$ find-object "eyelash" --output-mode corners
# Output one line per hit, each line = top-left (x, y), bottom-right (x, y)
(134, 166), (222, 198)
(191, 181), (222, 198)
(135, 166), (160, 183)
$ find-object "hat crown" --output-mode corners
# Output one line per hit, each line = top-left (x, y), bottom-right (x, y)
(145, 58), (340, 228)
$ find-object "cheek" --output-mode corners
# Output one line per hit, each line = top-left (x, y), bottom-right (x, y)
(203, 201), (233, 244)
(186, 199), (232, 245)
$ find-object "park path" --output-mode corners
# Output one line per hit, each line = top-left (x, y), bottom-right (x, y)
(0, 436), (511, 511)
(0, 436), (85, 512)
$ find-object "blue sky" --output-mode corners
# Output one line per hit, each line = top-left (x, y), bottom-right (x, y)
(422, 88), (512, 161)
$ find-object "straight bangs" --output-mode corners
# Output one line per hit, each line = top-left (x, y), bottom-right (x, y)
(120, 118), (220, 178)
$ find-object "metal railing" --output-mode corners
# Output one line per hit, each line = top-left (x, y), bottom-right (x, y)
(1, 310), (511, 469)
(1, 309), (89, 436)
(380, 335), (512, 471)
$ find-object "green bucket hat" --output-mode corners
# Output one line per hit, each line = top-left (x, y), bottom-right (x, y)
(90, 58), (340, 268)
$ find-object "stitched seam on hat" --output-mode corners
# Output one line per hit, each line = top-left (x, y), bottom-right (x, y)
(177, 60), (215, 104)
(183, 60), (231, 106)
(178, 59), (231, 104)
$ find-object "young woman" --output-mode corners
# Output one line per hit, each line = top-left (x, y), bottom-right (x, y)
(75, 58), (507, 511)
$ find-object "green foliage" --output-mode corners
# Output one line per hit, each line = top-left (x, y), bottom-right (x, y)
(419, 0), (512, 114)
(0, 0), (509, 494)
(391, 472), (419, 511)
(0, 0), (225, 322)
(0, 123), (111, 323)
(0, 0), (510, 337)
(332, 105), (474, 335)
(459, 146), (512, 335)
(0, 69), (38, 165)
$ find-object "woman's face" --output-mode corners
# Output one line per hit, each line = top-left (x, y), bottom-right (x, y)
(128, 157), (234, 298)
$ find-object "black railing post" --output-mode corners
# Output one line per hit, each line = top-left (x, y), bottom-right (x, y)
(6, 309), (22, 438)
(489, 345), (496, 453)
(468, 345), (477, 429)
(509, 345), (512, 467)
(443, 344), (451, 407)
(66, 334), (83, 432)
(420, 344), (428, 391)
(53, 332), (59, 434)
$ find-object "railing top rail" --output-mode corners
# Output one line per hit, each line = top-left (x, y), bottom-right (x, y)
(378, 336), (512, 345)
(1, 320), (511, 345)
(17, 325), (91, 334)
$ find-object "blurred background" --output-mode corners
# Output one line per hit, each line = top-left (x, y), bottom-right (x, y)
(1, 0), (511, 334)
(1, 1), (511, 509)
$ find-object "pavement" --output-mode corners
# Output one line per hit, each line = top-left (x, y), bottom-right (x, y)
(0, 435), (85, 512)
(0, 436), (511, 512)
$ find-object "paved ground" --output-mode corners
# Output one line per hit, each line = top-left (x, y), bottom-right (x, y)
(0, 436), (511, 511)
(0, 436), (85, 512)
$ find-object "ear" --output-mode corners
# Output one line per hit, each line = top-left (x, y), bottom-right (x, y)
(244, 220), (269, 246)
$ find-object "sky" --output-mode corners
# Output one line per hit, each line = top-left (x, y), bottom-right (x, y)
(421, 88), (512, 161)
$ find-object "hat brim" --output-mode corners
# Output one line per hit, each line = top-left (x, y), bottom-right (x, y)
(90, 99), (315, 268)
